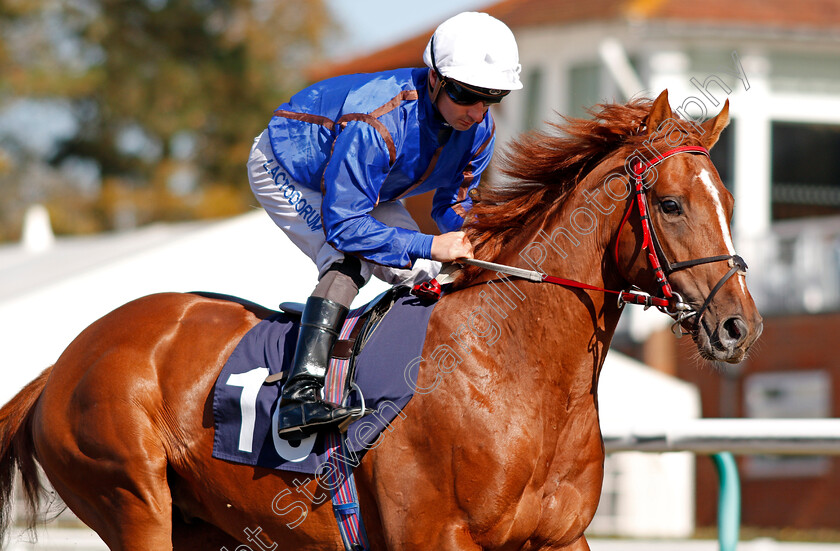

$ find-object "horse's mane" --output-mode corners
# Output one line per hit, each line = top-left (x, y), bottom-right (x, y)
(453, 98), (702, 288)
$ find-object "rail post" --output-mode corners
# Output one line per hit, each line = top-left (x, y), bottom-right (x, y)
(711, 452), (740, 551)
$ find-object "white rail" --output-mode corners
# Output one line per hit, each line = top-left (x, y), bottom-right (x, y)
(600, 418), (840, 551)
(602, 419), (840, 455)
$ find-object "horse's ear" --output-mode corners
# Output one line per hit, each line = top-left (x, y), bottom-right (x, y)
(646, 90), (672, 134)
(700, 99), (730, 150)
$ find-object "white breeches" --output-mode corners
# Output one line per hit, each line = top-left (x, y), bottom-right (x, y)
(247, 130), (440, 286)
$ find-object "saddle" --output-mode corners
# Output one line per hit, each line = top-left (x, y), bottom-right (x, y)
(267, 284), (411, 400)
(210, 281), (437, 475)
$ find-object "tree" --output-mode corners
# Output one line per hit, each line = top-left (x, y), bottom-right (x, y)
(0, 0), (334, 239)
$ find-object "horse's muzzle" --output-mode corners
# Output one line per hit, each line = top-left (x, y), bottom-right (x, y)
(698, 313), (763, 364)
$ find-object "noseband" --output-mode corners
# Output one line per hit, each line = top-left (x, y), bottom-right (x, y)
(615, 145), (748, 335)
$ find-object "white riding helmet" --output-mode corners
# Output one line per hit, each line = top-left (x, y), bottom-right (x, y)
(423, 12), (523, 95)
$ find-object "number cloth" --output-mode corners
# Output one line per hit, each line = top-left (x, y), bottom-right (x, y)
(211, 292), (437, 474)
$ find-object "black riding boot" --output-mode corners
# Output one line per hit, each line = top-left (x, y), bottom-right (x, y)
(276, 296), (358, 440)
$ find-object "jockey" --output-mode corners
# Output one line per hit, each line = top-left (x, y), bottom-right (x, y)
(248, 11), (522, 441)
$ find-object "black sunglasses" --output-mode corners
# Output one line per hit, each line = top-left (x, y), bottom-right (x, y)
(442, 79), (509, 105)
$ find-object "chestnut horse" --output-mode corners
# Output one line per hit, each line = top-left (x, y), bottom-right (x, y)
(0, 91), (761, 550)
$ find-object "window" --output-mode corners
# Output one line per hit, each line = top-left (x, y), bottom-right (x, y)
(523, 67), (544, 131)
(568, 63), (601, 118)
(709, 120), (734, 192)
(771, 122), (840, 220)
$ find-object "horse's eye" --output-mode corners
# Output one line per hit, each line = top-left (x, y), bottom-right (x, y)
(660, 199), (682, 215)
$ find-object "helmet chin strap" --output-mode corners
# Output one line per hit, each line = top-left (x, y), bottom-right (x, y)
(428, 36), (444, 103)
(429, 69), (443, 103)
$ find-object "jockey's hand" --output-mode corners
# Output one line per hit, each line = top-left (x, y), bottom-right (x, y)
(431, 231), (474, 262)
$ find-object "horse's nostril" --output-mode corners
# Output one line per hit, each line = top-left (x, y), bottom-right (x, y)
(722, 317), (746, 346)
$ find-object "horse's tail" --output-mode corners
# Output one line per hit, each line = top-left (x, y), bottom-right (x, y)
(0, 366), (52, 539)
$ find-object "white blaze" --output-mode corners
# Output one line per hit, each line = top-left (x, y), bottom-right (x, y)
(697, 169), (746, 292)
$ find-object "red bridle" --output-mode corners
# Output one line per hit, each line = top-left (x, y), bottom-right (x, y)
(614, 145), (747, 334)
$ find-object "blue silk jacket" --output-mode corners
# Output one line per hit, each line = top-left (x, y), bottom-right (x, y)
(266, 67), (496, 268)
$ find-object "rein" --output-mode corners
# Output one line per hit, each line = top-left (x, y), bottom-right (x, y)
(429, 145), (748, 338)
(456, 258), (676, 310)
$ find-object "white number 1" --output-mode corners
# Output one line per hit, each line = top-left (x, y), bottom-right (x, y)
(225, 367), (269, 453)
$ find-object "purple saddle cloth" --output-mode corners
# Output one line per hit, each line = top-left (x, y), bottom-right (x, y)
(211, 290), (437, 474)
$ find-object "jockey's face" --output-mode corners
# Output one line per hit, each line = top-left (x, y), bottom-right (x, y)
(430, 71), (491, 131)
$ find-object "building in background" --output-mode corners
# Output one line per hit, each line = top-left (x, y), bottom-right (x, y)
(311, 0), (840, 534)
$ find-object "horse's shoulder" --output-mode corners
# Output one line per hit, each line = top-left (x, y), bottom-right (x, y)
(423, 289), (477, 328)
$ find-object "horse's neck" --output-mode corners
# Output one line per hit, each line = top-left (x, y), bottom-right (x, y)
(499, 164), (623, 290)
(485, 168), (626, 390)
